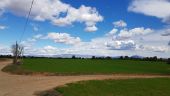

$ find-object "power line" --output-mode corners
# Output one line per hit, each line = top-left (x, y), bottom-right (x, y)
(19, 0), (35, 43)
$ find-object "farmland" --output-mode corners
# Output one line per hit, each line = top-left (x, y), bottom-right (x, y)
(49, 78), (170, 96)
(10, 58), (170, 75)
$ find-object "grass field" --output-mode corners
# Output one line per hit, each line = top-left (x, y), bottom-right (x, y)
(13, 58), (170, 75)
(46, 78), (170, 96)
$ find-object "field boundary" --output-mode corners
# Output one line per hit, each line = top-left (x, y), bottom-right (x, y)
(2, 64), (170, 76)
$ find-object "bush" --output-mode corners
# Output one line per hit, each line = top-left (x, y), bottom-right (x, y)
(167, 58), (170, 64)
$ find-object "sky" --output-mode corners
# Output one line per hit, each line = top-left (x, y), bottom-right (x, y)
(0, 0), (170, 58)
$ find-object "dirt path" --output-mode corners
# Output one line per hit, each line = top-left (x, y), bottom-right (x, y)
(0, 60), (169, 96)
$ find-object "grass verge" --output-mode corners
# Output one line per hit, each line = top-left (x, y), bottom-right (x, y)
(1, 64), (33, 75)
(37, 78), (170, 96)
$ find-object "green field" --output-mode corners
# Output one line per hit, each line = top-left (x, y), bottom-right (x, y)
(16, 58), (170, 75)
(49, 78), (170, 96)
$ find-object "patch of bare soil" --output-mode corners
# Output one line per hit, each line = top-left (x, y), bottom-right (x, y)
(0, 60), (169, 96)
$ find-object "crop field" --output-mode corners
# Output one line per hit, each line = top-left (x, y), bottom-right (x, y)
(52, 78), (170, 96)
(17, 58), (170, 75)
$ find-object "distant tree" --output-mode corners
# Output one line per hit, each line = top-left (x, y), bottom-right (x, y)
(153, 56), (157, 61)
(0, 55), (12, 58)
(78, 57), (81, 59)
(124, 56), (129, 59)
(120, 56), (124, 59)
(144, 57), (149, 61)
(159, 58), (163, 61)
(167, 58), (170, 64)
(106, 56), (112, 59)
(92, 56), (96, 59)
(72, 55), (76, 59)
(11, 42), (24, 65)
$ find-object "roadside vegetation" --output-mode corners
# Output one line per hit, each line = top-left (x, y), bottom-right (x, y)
(0, 58), (11, 61)
(38, 78), (170, 96)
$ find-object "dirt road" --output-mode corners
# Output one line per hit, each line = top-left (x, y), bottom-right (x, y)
(0, 60), (169, 96)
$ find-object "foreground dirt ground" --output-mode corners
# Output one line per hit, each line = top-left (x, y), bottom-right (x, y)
(0, 60), (170, 96)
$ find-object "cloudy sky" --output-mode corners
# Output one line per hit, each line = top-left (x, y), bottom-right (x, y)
(0, 0), (170, 57)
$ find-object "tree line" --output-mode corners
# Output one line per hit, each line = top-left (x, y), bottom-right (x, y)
(0, 55), (170, 64)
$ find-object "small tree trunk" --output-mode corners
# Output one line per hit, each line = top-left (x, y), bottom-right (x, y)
(12, 41), (24, 65)
(13, 42), (18, 65)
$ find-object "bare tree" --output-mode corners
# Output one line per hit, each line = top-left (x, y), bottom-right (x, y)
(12, 42), (24, 65)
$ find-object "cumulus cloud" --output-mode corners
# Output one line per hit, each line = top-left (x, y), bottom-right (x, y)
(138, 45), (168, 52)
(23, 45), (60, 55)
(85, 25), (98, 32)
(52, 5), (103, 29)
(107, 27), (153, 40)
(31, 23), (39, 32)
(0, 45), (11, 55)
(106, 40), (136, 50)
(118, 27), (153, 39)
(168, 41), (170, 46)
(161, 29), (170, 36)
(103, 21), (168, 53)
(0, 0), (103, 32)
(113, 20), (127, 28)
(103, 21), (155, 51)
(0, 25), (7, 30)
(47, 32), (81, 45)
(106, 28), (118, 36)
(41, 46), (58, 54)
(106, 20), (153, 40)
(21, 32), (82, 50)
(20, 34), (43, 49)
(128, 0), (170, 23)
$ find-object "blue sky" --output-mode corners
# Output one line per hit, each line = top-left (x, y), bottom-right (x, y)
(0, 0), (170, 57)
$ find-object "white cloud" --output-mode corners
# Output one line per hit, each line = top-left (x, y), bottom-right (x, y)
(0, 45), (11, 55)
(161, 28), (170, 36)
(106, 20), (153, 40)
(21, 32), (82, 50)
(117, 27), (153, 40)
(23, 45), (60, 55)
(138, 45), (168, 52)
(104, 22), (168, 53)
(113, 20), (127, 27)
(137, 28), (170, 43)
(106, 27), (153, 40)
(1, 31), (170, 57)
(0, 25), (7, 30)
(0, 0), (103, 32)
(41, 46), (58, 54)
(85, 25), (98, 32)
(31, 23), (39, 32)
(0, 0), (70, 20)
(47, 32), (81, 45)
(132, 28), (170, 52)
(106, 40), (136, 50)
(33, 34), (43, 39)
(20, 34), (44, 49)
(106, 28), (118, 36)
(128, 0), (170, 23)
